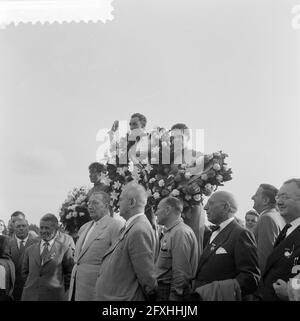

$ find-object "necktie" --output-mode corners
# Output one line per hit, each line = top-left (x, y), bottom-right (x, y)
(41, 242), (50, 264)
(274, 223), (292, 247)
(209, 225), (220, 243)
(19, 240), (25, 253)
(210, 225), (220, 232)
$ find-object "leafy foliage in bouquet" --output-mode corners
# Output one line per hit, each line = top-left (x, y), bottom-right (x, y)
(102, 126), (233, 213)
(59, 186), (91, 235)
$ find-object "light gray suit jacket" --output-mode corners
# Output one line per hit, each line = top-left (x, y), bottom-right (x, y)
(21, 232), (75, 301)
(253, 207), (285, 272)
(96, 214), (157, 301)
(69, 215), (124, 301)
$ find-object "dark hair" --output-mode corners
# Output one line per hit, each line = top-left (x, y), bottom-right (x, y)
(0, 235), (9, 257)
(260, 184), (278, 206)
(284, 178), (300, 190)
(163, 196), (183, 213)
(11, 211), (25, 219)
(40, 214), (59, 227)
(131, 113), (147, 128)
(88, 162), (106, 173)
(170, 123), (191, 140)
(245, 210), (259, 218)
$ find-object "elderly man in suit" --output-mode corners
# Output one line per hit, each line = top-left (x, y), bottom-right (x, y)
(257, 178), (300, 301)
(251, 184), (286, 272)
(155, 196), (198, 301)
(96, 181), (157, 301)
(193, 191), (260, 300)
(69, 191), (124, 301)
(8, 218), (38, 300)
(21, 214), (75, 301)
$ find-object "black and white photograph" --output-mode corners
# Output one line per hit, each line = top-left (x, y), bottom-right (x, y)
(0, 0), (300, 312)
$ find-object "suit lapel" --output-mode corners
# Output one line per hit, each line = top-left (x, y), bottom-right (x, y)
(33, 241), (42, 266)
(76, 221), (93, 258)
(263, 225), (300, 277)
(102, 215), (143, 260)
(198, 220), (237, 268)
(79, 216), (110, 259)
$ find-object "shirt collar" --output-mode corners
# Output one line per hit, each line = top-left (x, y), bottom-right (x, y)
(165, 218), (183, 232)
(219, 217), (235, 231)
(15, 235), (29, 244)
(125, 213), (144, 227)
(41, 232), (57, 248)
(290, 217), (300, 229)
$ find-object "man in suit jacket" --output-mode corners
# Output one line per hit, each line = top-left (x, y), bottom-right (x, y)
(8, 218), (38, 300)
(69, 191), (124, 301)
(258, 178), (300, 301)
(21, 214), (75, 301)
(251, 184), (286, 271)
(96, 181), (157, 301)
(194, 191), (260, 299)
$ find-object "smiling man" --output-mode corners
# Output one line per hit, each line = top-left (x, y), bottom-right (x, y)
(257, 178), (300, 301)
(21, 214), (75, 301)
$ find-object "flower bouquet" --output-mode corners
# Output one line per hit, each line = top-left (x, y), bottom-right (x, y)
(59, 186), (91, 235)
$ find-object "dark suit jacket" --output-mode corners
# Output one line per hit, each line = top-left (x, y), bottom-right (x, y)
(21, 231), (75, 301)
(195, 220), (260, 297)
(258, 225), (300, 301)
(8, 235), (38, 300)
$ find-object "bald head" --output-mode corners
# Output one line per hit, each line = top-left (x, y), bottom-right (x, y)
(119, 181), (148, 220)
(205, 191), (238, 224)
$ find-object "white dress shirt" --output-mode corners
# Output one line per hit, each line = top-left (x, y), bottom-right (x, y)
(15, 235), (29, 249)
(210, 217), (235, 244)
(286, 217), (300, 237)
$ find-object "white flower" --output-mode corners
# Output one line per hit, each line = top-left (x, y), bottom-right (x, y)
(201, 174), (208, 181)
(116, 167), (127, 176)
(147, 189), (152, 196)
(68, 204), (77, 211)
(185, 194), (192, 200)
(72, 212), (78, 218)
(223, 165), (229, 171)
(158, 179), (165, 187)
(216, 174), (223, 182)
(171, 189), (180, 196)
(79, 212), (85, 217)
(100, 173), (112, 186)
(207, 154), (214, 160)
(185, 172), (192, 179)
(213, 163), (221, 171)
(153, 192), (160, 199)
(141, 159), (148, 165)
(149, 178), (156, 184)
(205, 183), (212, 190)
(193, 194), (201, 201)
(113, 181), (122, 190)
(111, 191), (119, 201)
(66, 214), (72, 219)
(144, 164), (153, 174)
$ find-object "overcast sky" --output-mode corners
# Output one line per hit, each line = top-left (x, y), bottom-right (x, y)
(0, 0), (299, 224)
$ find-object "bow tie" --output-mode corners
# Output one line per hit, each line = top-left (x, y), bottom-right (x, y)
(210, 225), (220, 232)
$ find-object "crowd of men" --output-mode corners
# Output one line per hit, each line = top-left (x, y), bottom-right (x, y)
(0, 177), (300, 301)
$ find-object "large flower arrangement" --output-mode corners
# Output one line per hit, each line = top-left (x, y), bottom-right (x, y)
(59, 186), (91, 235)
(101, 127), (233, 213)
